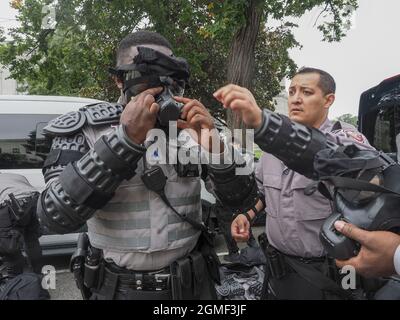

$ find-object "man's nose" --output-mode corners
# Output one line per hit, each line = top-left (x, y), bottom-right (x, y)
(290, 92), (302, 104)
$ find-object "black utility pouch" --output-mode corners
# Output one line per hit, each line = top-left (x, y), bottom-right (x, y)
(170, 257), (193, 300)
(197, 232), (221, 285)
(0, 229), (22, 256)
(189, 251), (206, 299)
(258, 232), (287, 279)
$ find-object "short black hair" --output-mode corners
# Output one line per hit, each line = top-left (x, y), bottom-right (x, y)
(116, 30), (173, 66)
(294, 67), (336, 95)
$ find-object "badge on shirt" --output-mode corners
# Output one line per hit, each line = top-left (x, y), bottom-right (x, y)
(344, 130), (365, 143)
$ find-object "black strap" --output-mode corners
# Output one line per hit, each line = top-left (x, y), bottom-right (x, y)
(159, 191), (209, 234)
(42, 149), (85, 174)
(321, 176), (400, 197)
(141, 166), (213, 240)
(284, 256), (354, 300)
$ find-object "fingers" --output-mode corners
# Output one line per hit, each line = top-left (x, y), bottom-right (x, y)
(141, 86), (163, 97)
(334, 221), (369, 245)
(213, 84), (248, 102)
(173, 96), (191, 104)
(335, 256), (359, 269)
(143, 94), (156, 109)
(231, 216), (250, 242)
(177, 119), (189, 130)
(149, 103), (160, 115)
(222, 91), (249, 109)
(186, 106), (208, 123)
(180, 99), (207, 120)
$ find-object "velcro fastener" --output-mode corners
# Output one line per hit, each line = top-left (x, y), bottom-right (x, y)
(42, 149), (85, 173)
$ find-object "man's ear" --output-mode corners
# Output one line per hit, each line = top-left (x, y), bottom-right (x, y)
(113, 76), (124, 90)
(324, 93), (335, 110)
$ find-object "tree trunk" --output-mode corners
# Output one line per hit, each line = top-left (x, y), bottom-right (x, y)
(226, 0), (262, 146)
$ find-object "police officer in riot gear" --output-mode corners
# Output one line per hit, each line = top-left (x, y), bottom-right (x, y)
(37, 30), (260, 300)
(0, 173), (43, 278)
(0, 173), (50, 300)
(214, 68), (400, 300)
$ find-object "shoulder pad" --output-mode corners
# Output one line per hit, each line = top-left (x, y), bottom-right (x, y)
(43, 111), (87, 137)
(79, 102), (123, 126)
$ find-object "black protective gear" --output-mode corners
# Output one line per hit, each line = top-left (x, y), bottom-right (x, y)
(43, 102), (123, 137)
(38, 124), (146, 234)
(109, 46), (189, 102)
(254, 109), (337, 179)
(0, 174), (43, 277)
(207, 162), (260, 214)
(253, 108), (400, 261)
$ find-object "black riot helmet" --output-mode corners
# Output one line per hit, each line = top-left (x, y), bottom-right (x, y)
(110, 46), (190, 127)
(314, 145), (400, 260)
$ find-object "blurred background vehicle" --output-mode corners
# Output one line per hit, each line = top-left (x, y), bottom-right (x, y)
(0, 95), (101, 256)
(358, 74), (400, 162)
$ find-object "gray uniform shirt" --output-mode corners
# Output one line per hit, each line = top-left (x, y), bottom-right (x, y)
(256, 118), (374, 258)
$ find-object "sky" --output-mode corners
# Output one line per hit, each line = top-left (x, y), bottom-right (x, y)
(1, 0), (399, 118)
(288, 0), (400, 118)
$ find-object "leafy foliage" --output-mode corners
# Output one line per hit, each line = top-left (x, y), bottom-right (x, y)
(336, 113), (358, 127)
(1, 0), (358, 120)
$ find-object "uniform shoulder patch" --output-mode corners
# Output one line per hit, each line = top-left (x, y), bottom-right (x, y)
(80, 102), (123, 126)
(43, 111), (87, 137)
(343, 130), (366, 143)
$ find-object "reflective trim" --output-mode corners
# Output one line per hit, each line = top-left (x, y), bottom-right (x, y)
(167, 211), (200, 225)
(94, 217), (151, 230)
(91, 233), (151, 249)
(101, 201), (150, 213)
(100, 195), (200, 213)
(168, 228), (200, 242)
(169, 195), (201, 206)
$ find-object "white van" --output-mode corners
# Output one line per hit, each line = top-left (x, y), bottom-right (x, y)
(0, 95), (102, 255)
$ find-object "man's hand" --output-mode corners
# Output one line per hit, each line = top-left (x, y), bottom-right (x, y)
(231, 214), (250, 242)
(120, 87), (163, 144)
(213, 84), (263, 129)
(334, 220), (400, 278)
(174, 96), (223, 153)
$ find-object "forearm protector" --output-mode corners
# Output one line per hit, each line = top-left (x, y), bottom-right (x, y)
(207, 161), (260, 214)
(254, 109), (337, 179)
(37, 125), (146, 234)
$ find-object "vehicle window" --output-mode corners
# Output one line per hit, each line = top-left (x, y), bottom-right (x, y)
(0, 114), (58, 169)
(374, 105), (400, 153)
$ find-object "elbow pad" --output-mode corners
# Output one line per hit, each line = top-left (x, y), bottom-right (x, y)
(254, 109), (337, 179)
(37, 125), (146, 233)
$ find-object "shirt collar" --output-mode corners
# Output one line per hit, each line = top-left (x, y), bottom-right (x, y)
(318, 117), (332, 132)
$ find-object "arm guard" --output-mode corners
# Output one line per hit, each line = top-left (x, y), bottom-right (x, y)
(254, 109), (337, 179)
(37, 125), (146, 234)
(206, 159), (260, 214)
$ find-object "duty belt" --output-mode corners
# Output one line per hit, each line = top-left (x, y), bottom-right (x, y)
(103, 261), (171, 291)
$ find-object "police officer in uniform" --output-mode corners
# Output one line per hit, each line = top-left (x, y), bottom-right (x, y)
(215, 68), (376, 300)
(37, 31), (260, 300)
